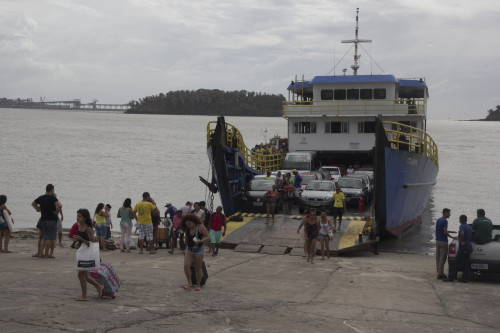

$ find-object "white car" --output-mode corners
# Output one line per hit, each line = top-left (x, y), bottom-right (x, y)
(448, 225), (500, 276)
(319, 166), (343, 181)
(298, 180), (338, 214)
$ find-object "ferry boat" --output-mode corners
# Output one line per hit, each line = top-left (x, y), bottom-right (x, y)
(204, 9), (438, 237)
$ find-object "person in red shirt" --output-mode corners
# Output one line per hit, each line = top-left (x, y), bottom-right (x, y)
(207, 206), (227, 256)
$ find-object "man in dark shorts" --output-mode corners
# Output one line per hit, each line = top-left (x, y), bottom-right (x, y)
(332, 186), (346, 231)
(31, 184), (62, 258)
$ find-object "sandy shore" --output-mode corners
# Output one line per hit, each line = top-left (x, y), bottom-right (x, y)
(0, 234), (499, 333)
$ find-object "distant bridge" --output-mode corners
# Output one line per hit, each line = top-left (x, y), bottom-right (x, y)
(0, 98), (131, 111)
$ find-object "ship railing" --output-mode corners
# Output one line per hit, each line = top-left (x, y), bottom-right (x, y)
(382, 121), (439, 167)
(207, 121), (286, 172)
(283, 99), (425, 116)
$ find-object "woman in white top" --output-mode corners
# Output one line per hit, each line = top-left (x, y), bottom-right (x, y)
(318, 211), (333, 260)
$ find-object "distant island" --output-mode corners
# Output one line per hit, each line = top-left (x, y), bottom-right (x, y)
(127, 89), (285, 117)
(484, 105), (500, 121)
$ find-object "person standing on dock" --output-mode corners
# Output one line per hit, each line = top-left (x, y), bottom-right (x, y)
(0, 195), (14, 253)
(133, 192), (158, 254)
(332, 186), (346, 231)
(292, 169), (302, 205)
(164, 202), (177, 224)
(435, 208), (456, 280)
(297, 209), (319, 264)
(180, 201), (193, 216)
(31, 184), (62, 258)
(445, 215), (472, 283)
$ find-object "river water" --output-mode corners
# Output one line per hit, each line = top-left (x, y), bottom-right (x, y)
(1, 108), (499, 254)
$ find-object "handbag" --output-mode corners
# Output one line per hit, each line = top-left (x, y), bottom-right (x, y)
(75, 242), (100, 271)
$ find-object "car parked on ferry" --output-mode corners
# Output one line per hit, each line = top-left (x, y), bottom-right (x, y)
(448, 225), (500, 277)
(308, 170), (333, 181)
(243, 179), (281, 213)
(319, 166), (344, 181)
(344, 174), (373, 203)
(298, 180), (338, 214)
(354, 168), (374, 183)
(299, 173), (319, 190)
(337, 177), (367, 206)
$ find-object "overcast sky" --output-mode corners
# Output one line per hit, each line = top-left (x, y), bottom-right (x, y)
(1, 0), (499, 119)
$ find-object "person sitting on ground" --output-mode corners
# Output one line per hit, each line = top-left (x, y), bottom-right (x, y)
(0, 195), (14, 253)
(472, 208), (493, 244)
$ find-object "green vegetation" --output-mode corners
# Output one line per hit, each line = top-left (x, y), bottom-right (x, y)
(485, 105), (500, 121)
(127, 89), (285, 117)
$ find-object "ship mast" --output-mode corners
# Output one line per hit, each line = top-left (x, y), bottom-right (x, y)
(341, 8), (372, 75)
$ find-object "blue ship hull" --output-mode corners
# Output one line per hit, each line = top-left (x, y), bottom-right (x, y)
(374, 119), (438, 237)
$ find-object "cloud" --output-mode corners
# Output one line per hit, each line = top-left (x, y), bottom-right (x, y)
(0, 0), (499, 117)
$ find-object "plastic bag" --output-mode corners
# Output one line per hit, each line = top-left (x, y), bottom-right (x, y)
(76, 242), (100, 271)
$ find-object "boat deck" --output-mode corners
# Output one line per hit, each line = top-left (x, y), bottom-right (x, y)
(221, 206), (379, 256)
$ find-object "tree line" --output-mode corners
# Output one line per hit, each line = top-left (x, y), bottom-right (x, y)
(126, 89), (285, 117)
(485, 105), (500, 121)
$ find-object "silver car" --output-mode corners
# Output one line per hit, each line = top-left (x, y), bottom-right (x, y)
(337, 177), (366, 206)
(298, 180), (337, 214)
(448, 225), (500, 276)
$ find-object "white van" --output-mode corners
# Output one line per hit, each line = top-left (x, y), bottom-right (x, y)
(283, 151), (318, 172)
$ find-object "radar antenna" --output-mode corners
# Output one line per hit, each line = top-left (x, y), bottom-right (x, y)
(341, 8), (372, 75)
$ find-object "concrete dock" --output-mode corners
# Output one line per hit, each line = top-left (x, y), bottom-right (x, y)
(0, 234), (499, 332)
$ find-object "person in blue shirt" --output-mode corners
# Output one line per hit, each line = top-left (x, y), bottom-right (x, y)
(445, 215), (473, 283)
(435, 208), (456, 280)
(164, 202), (177, 223)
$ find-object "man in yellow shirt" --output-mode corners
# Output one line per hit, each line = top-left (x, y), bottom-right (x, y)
(332, 186), (346, 231)
(133, 192), (158, 254)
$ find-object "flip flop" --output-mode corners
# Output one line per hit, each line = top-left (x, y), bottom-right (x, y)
(75, 297), (88, 301)
(183, 286), (190, 291)
(195, 287), (201, 291)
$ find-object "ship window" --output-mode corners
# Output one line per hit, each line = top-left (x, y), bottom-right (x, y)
(360, 89), (373, 100)
(347, 89), (359, 100)
(374, 88), (386, 99)
(325, 122), (349, 133)
(321, 89), (334, 100)
(358, 121), (376, 133)
(334, 89), (346, 100)
(293, 122), (316, 134)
